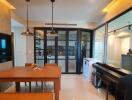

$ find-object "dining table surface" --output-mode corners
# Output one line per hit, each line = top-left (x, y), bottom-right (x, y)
(0, 64), (61, 100)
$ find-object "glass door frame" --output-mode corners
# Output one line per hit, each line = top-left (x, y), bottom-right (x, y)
(34, 27), (93, 74)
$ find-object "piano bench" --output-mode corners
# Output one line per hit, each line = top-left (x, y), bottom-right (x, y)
(0, 93), (54, 100)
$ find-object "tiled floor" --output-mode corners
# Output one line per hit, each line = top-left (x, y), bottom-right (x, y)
(5, 75), (114, 100)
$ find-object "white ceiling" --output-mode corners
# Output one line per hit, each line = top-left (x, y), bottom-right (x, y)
(8, 0), (111, 26)
(11, 19), (23, 27)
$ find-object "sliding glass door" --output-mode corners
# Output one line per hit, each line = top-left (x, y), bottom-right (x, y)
(34, 28), (93, 74)
(68, 31), (77, 73)
(47, 30), (56, 63)
(80, 31), (91, 72)
(58, 31), (67, 73)
(35, 29), (45, 66)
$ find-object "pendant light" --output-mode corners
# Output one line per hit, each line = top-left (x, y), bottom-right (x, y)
(21, 0), (33, 36)
(47, 0), (58, 37)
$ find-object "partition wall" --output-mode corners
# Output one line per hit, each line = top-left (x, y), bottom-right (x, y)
(94, 7), (132, 71)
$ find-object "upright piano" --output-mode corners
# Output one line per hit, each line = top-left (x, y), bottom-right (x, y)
(92, 62), (131, 100)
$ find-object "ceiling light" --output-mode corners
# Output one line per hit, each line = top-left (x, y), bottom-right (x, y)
(102, 0), (118, 13)
(46, 0), (58, 37)
(21, 0), (33, 36)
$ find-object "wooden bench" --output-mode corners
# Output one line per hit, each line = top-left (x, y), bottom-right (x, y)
(0, 93), (53, 100)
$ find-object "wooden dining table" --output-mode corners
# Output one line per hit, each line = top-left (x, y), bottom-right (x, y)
(0, 65), (61, 100)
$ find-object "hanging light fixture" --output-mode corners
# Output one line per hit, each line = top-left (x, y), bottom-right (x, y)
(47, 0), (58, 37)
(21, 0), (33, 36)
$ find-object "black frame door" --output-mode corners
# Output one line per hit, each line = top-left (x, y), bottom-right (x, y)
(34, 27), (93, 74)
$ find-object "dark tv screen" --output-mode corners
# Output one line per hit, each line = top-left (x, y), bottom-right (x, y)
(0, 33), (12, 63)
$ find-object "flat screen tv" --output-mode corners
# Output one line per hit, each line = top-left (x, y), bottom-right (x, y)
(0, 33), (12, 63)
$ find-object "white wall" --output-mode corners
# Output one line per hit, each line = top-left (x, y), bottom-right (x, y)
(12, 27), (27, 66)
(26, 29), (34, 63)
(0, 2), (13, 70)
(121, 37), (130, 54)
(0, 2), (13, 91)
(12, 27), (34, 66)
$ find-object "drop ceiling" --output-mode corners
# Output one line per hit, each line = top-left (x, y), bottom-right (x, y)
(8, 0), (111, 26)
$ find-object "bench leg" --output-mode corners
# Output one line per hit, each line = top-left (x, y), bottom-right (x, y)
(41, 82), (43, 91)
(25, 82), (26, 86)
(16, 82), (20, 92)
(29, 82), (31, 92)
(36, 82), (38, 86)
(0, 84), (1, 92)
(54, 79), (60, 100)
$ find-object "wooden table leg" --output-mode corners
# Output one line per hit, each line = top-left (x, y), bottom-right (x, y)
(29, 82), (31, 92)
(15, 82), (20, 92)
(54, 78), (60, 100)
(0, 84), (1, 92)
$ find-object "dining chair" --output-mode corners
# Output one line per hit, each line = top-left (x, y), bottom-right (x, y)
(42, 63), (61, 92)
(25, 63), (38, 91)
(45, 63), (58, 66)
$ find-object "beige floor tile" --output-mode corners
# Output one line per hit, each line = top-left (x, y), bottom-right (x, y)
(5, 74), (115, 100)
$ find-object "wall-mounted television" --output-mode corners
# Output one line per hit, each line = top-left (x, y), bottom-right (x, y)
(0, 33), (12, 63)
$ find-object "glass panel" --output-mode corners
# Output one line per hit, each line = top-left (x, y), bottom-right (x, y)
(36, 60), (44, 66)
(68, 60), (76, 73)
(108, 10), (132, 32)
(35, 30), (44, 39)
(68, 41), (77, 59)
(47, 30), (56, 40)
(36, 50), (44, 59)
(93, 26), (105, 62)
(69, 31), (77, 40)
(35, 29), (45, 66)
(58, 31), (66, 41)
(58, 41), (66, 59)
(58, 31), (66, 59)
(81, 32), (90, 42)
(47, 37), (55, 63)
(58, 60), (65, 73)
(107, 10), (132, 70)
(35, 40), (44, 49)
(47, 60), (55, 63)
(107, 27), (132, 67)
(68, 31), (77, 73)
(58, 31), (66, 73)
(81, 32), (90, 58)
